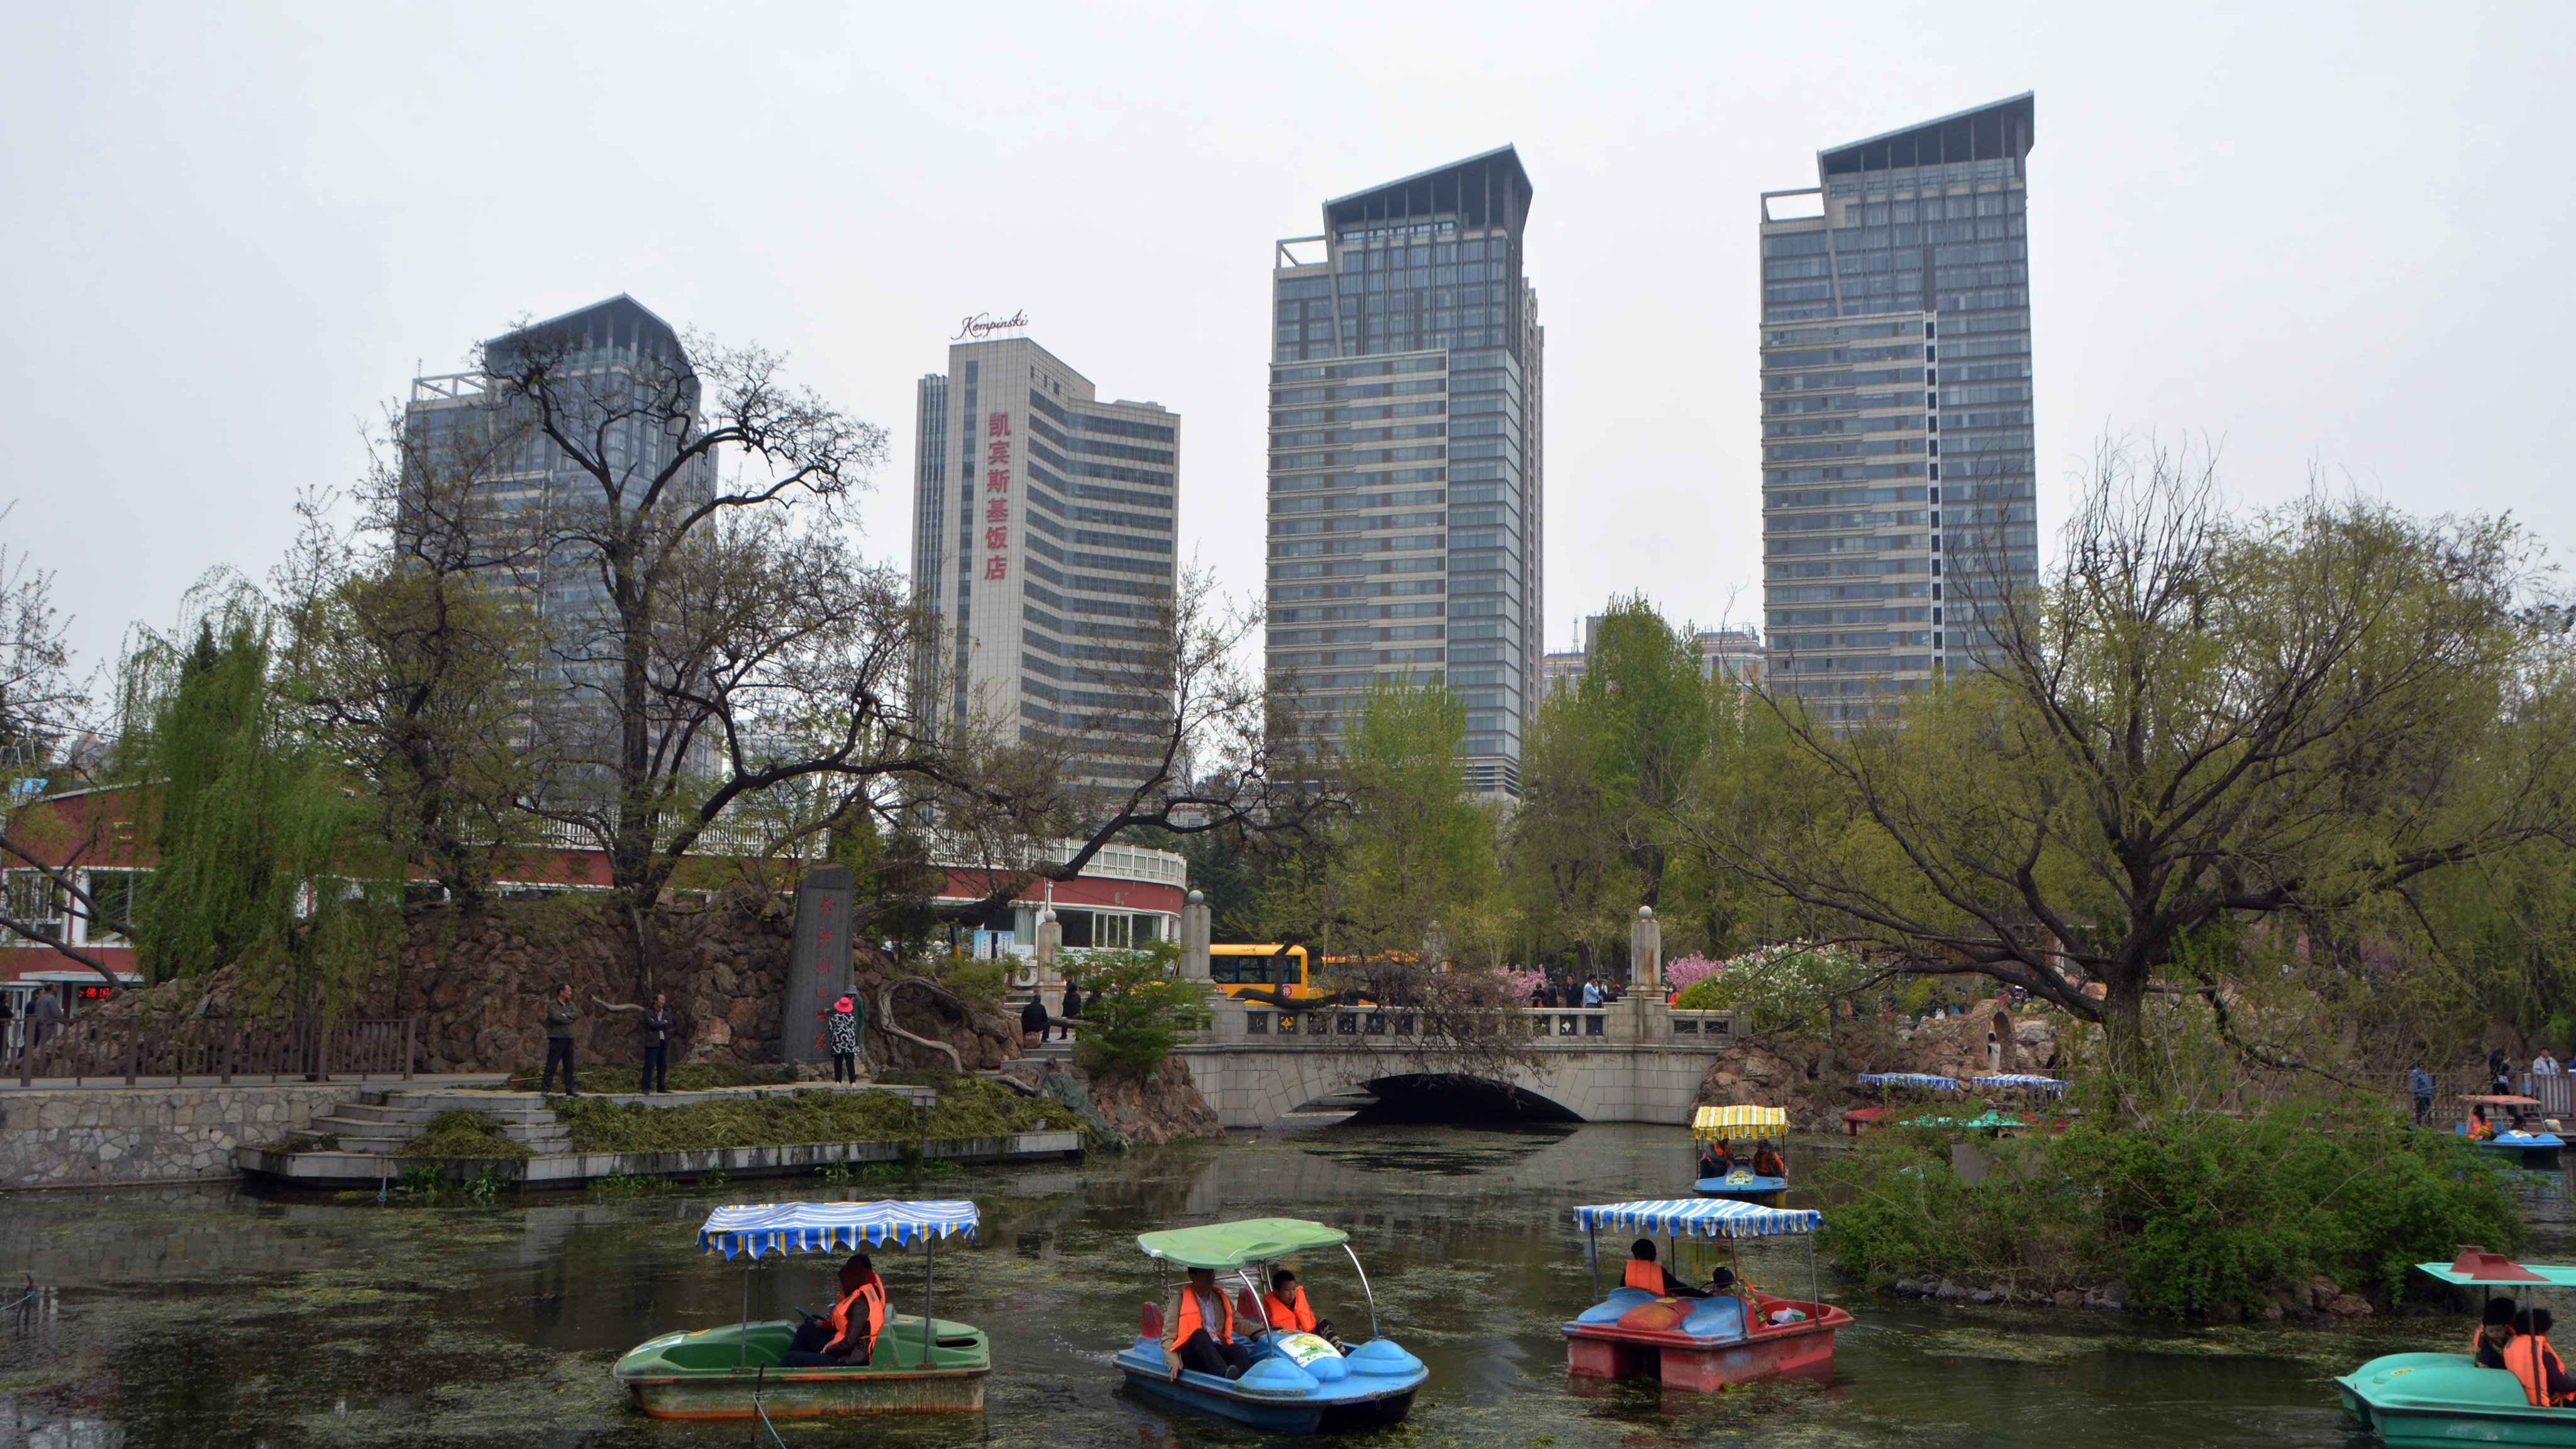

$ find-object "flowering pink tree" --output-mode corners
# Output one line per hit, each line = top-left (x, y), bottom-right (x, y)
(1492, 966), (1548, 1003)
(1665, 953), (1723, 993)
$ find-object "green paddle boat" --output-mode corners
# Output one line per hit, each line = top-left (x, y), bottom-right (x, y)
(614, 1200), (990, 1419)
(2337, 1248), (2576, 1446)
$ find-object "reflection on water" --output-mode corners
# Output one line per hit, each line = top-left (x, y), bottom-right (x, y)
(0, 1119), (2557, 1448)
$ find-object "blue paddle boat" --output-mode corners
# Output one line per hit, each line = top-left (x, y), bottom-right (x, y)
(1114, 1217), (1426, 1433)
(2458, 1096), (2565, 1170)
(1690, 1106), (1789, 1207)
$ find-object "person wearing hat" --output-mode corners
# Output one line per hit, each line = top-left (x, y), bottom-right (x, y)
(827, 993), (863, 1083)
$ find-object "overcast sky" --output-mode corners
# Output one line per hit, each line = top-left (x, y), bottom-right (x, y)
(5, 1), (2572, 677)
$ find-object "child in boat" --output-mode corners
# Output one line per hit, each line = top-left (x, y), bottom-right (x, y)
(2507, 1308), (2576, 1406)
(1622, 1240), (1710, 1299)
(785, 1255), (885, 1366)
(1262, 1269), (1345, 1352)
(2476, 1296), (2518, 1368)
(2470, 1104), (2497, 1140)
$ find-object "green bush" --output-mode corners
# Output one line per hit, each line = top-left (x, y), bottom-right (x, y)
(1818, 1097), (2523, 1314)
(1066, 941), (1209, 1079)
(499, 1062), (796, 1094)
(1674, 943), (1869, 1031)
(552, 1080), (1082, 1154)
(1674, 978), (1724, 1010)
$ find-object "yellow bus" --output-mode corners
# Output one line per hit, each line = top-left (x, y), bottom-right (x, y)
(1208, 943), (1315, 1001)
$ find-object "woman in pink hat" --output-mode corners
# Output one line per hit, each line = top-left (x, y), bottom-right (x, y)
(826, 993), (863, 1082)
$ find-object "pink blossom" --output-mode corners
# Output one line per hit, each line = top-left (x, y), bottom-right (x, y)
(1666, 954), (1723, 991)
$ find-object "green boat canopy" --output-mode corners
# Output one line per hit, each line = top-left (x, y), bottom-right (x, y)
(1136, 1218), (1349, 1269)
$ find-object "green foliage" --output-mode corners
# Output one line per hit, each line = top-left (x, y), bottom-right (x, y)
(816, 1159), (852, 1184)
(114, 577), (396, 997)
(406, 1109), (532, 1162)
(499, 1062), (796, 1094)
(1067, 940), (1210, 1079)
(696, 1168), (728, 1190)
(551, 1080), (1079, 1153)
(1818, 1097), (2524, 1314)
(1674, 977), (1724, 1010)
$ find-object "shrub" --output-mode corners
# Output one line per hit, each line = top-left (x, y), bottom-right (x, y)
(1817, 1096), (2523, 1314)
(1680, 941), (1869, 1031)
(1067, 941), (1210, 1079)
(552, 1079), (1081, 1153)
(406, 1109), (532, 1162)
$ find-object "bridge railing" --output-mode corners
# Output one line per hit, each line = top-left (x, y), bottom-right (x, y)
(1670, 1009), (1746, 1041)
(1227, 1003), (1747, 1046)
(1242, 1006), (1421, 1038)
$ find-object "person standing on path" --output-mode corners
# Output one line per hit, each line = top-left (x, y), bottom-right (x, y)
(826, 994), (863, 1082)
(1581, 977), (1602, 1008)
(638, 993), (672, 1094)
(30, 989), (64, 1051)
(540, 984), (581, 1096)
(2411, 1065), (2436, 1125)
(1058, 977), (1083, 1041)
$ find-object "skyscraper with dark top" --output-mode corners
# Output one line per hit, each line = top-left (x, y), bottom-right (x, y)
(1759, 96), (2037, 722)
(1266, 147), (1543, 795)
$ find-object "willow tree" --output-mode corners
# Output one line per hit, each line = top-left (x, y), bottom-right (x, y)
(115, 578), (393, 1002)
(1706, 442), (2576, 1067)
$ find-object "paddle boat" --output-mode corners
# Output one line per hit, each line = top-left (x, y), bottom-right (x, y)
(1563, 1197), (1853, 1392)
(1114, 1216), (1426, 1433)
(1842, 1073), (1962, 1136)
(2336, 1247), (2576, 1446)
(613, 1200), (990, 1419)
(1692, 1105), (1789, 1207)
(2459, 1096), (2566, 1170)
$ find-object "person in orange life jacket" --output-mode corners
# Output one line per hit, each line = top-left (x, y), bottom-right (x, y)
(1752, 1141), (1788, 1179)
(1262, 1269), (1343, 1352)
(2470, 1104), (2498, 1141)
(2475, 1296), (2519, 1368)
(1623, 1239), (1710, 1299)
(784, 1255), (886, 1366)
(2506, 1307), (2576, 1406)
(1163, 1266), (1253, 1380)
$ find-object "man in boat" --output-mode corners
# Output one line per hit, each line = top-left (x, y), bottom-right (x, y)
(2507, 1307), (2576, 1406)
(784, 1255), (886, 1367)
(2475, 1296), (2518, 1368)
(1163, 1265), (1253, 1380)
(1622, 1240), (1709, 1299)
(1751, 1140), (1787, 1180)
(1262, 1269), (1343, 1352)
(1697, 1140), (1731, 1179)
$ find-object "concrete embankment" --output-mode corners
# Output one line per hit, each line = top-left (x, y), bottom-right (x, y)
(0, 1082), (391, 1190)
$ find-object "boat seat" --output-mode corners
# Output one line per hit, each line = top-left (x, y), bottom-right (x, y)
(1141, 1301), (1164, 1339)
(1574, 1288), (1657, 1324)
(1680, 1294), (1746, 1341)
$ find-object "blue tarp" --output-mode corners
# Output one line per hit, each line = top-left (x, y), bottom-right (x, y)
(1573, 1198), (1822, 1239)
(1972, 1074), (2067, 1094)
(1858, 1073), (1961, 1090)
(699, 1200), (981, 1259)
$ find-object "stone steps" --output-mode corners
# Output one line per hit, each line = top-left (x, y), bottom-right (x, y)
(304, 1087), (576, 1156)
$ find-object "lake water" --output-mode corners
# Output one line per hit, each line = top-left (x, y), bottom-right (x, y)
(1, 1119), (2550, 1448)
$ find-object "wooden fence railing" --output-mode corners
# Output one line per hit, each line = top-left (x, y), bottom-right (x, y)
(9, 1015), (416, 1087)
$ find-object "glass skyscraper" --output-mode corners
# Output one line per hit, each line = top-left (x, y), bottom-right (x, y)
(1759, 95), (2037, 723)
(1266, 147), (1543, 795)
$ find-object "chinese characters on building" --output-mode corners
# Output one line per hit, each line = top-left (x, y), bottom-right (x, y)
(984, 411), (1011, 580)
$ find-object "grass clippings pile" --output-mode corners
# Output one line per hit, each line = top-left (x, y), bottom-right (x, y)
(499, 1062), (796, 1093)
(406, 1109), (533, 1162)
(554, 1075), (1082, 1154)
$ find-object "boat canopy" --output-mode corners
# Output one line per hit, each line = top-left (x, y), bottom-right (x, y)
(1972, 1074), (2066, 1094)
(1573, 1198), (1822, 1239)
(2419, 1248), (2572, 1286)
(2463, 1094), (2543, 1106)
(1692, 1105), (1788, 1141)
(1137, 1218), (1350, 1268)
(699, 1201), (981, 1260)
(1858, 1073), (1960, 1090)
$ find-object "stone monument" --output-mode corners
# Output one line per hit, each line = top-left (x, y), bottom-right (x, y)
(782, 864), (853, 1063)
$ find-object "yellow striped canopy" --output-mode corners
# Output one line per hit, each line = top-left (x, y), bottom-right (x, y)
(1692, 1105), (1788, 1141)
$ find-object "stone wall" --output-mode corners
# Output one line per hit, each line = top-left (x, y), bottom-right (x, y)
(1689, 996), (2065, 1129)
(0, 1084), (369, 1191)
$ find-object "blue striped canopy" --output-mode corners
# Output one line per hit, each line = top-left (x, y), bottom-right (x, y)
(1858, 1072), (1961, 1089)
(699, 1201), (980, 1260)
(1973, 1074), (2066, 1094)
(1573, 1198), (1821, 1239)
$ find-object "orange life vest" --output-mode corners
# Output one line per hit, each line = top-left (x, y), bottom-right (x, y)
(1264, 1284), (1318, 1333)
(1753, 1148), (1787, 1177)
(1166, 1284), (1233, 1348)
(2504, 1335), (2572, 1406)
(1623, 1260), (1667, 1292)
(828, 1279), (887, 1355)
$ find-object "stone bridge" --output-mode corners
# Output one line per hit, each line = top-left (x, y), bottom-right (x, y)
(1176, 997), (1746, 1128)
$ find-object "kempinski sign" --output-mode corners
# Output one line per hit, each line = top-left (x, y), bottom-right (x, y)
(953, 309), (1030, 340)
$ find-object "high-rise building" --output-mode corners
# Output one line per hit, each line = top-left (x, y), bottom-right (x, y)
(909, 334), (1180, 788)
(1759, 96), (2037, 723)
(1267, 147), (1543, 796)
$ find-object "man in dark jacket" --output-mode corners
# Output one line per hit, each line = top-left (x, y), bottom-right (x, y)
(1058, 978), (1084, 1041)
(638, 992), (672, 1094)
(1020, 994), (1049, 1045)
(541, 984), (580, 1096)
